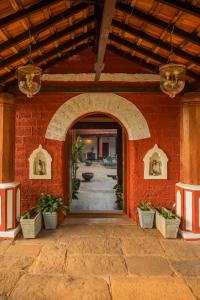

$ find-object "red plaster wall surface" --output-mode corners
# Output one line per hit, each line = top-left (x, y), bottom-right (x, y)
(15, 92), (180, 220)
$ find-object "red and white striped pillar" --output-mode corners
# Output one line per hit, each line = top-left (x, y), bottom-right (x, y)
(176, 93), (200, 240)
(0, 94), (21, 239)
(0, 182), (21, 238)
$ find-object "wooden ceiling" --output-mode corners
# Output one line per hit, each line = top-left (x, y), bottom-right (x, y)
(0, 0), (200, 88)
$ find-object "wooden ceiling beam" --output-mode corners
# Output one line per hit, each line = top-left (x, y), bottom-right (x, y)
(0, 2), (89, 54)
(109, 33), (200, 81)
(157, 0), (200, 19)
(95, 0), (117, 81)
(6, 84), (161, 94)
(0, 31), (94, 84)
(94, 1), (104, 55)
(112, 19), (200, 66)
(0, 0), (59, 29)
(116, 2), (200, 47)
(0, 16), (94, 69)
(107, 44), (158, 73)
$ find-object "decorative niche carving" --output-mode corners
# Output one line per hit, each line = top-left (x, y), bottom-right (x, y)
(143, 144), (168, 179)
(28, 145), (52, 179)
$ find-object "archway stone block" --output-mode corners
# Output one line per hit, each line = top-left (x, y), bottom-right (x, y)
(45, 93), (150, 141)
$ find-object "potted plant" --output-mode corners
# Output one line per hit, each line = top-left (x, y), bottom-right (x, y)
(37, 194), (68, 229)
(20, 207), (42, 238)
(137, 201), (155, 228)
(155, 207), (180, 238)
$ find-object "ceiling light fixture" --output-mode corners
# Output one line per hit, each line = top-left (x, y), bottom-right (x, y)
(18, 29), (42, 98)
(159, 25), (186, 98)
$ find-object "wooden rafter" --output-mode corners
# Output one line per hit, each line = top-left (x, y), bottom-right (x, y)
(109, 33), (200, 81)
(0, 31), (95, 84)
(116, 2), (200, 47)
(157, 0), (200, 19)
(0, 16), (94, 70)
(0, 2), (89, 54)
(95, 0), (117, 81)
(112, 19), (200, 66)
(0, 0), (59, 30)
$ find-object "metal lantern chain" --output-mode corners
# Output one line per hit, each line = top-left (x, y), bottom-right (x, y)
(17, 28), (42, 98)
(159, 24), (186, 98)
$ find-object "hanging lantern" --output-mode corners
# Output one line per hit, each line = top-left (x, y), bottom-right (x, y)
(159, 63), (186, 98)
(18, 64), (42, 98)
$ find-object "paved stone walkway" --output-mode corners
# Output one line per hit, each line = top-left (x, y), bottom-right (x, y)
(0, 216), (200, 300)
(70, 162), (118, 211)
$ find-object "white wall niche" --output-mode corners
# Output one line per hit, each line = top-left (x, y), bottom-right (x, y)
(143, 144), (168, 179)
(28, 145), (52, 179)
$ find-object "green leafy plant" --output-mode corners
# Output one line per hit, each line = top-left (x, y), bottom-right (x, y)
(157, 207), (177, 219)
(72, 136), (85, 200)
(72, 178), (81, 200)
(23, 207), (38, 219)
(138, 201), (151, 211)
(37, 193), (68, 215)
(113, 184), (123, 209)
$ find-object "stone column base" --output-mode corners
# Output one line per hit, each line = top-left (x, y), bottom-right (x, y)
(0, 182), (21, 238)
(176, 182), (200, 240)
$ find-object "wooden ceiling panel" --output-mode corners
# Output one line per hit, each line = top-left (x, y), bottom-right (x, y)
(176, 15), (200, 33)
(3, 22), (27, 38)
(183, 43), (200, 56)
(144, 26), (164, 39)
(153, 4), (178, 22)
(0, 2), (16, 19)
(134, 0), (155, 13)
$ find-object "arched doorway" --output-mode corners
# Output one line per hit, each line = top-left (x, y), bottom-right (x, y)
(45, 93), (150, 217)
(68, 112), (126, 213)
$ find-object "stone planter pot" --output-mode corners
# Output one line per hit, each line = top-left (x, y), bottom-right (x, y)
(137, 208), (155, 228)
(155, 210), (180, 238)
(82, 172), (94, 181)
(20, 212), (42, 238)
(43, 212), (57, 229)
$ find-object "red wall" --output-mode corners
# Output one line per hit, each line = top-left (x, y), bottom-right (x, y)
(15, 92), (180, 219)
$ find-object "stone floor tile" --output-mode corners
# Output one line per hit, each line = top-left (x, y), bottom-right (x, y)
(66, 255), (127, 276)
(143, 228), (163, 238)
(4, 243), (41, 257)
(161, 239), (200, 260)
(125, 256), (173, 276)
(122, 237), (164, 256)
(15, 229), (61, 245)
(58, 224), (107, 239)
(0, 271), (24, 299)
(171, 259), (200, 276)
(105, 224), (145, 238)
(10, 274), (111, 300)
(0, 240), (12, 256)
(111, 277), (196, 300)
(0, 255), (33, 272)
(31, 243), (67, 273)
(185, 277), (200, 300)
(65, 237), (123, 255)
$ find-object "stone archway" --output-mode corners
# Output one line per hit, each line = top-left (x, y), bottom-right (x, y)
(45, 93), (150, 141)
